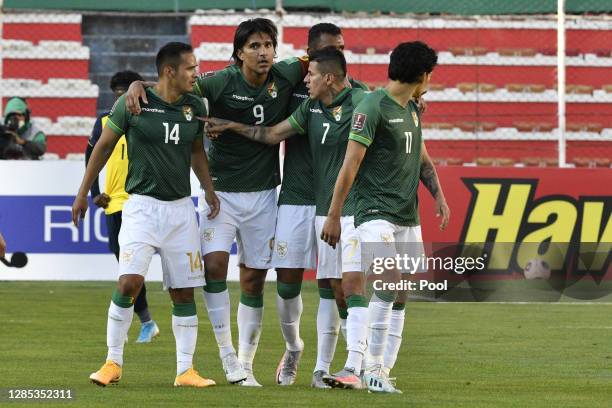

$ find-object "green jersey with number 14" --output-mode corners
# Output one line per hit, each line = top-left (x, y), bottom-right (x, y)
(107, 88), (207, 201)
(349, 88), (423, 227)
(193, 58), (307, 192)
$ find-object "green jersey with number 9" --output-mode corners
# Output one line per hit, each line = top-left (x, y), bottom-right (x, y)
(194, 57), (308, 192)
(106, 88), (207, 201)
(348, 88), (423, 227)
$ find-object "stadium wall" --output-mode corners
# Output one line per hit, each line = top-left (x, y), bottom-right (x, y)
(1, 161), (609, 281)
(3, 0), (612, 14)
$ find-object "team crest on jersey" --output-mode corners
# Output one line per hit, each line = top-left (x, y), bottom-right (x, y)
(352, 113), (367, 131)
(412, 111), (419, 127)
(183, 106), (193, 121)
(276, 241), (288, 258)
(268, 82), (278, 99)
(332, 106), (342, 122)
(203, 228), (215, 242)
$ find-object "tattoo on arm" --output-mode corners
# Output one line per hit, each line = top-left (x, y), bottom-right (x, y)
(420, 159), (441, 199)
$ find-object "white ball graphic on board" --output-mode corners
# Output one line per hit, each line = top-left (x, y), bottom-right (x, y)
(523, 258), (551, 280)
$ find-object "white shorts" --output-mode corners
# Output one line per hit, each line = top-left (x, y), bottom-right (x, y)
(118, 194), (204, 289)
(271, 205), (317, 269)
(198, 189), (276, 270)
(314, 215), (362, 279)
(358, 219), (426, 274)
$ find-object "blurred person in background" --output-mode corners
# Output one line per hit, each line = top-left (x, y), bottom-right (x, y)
(1, 97), (47, 160)
(85, 70), (160, 343)
(0, 232), (6, 259)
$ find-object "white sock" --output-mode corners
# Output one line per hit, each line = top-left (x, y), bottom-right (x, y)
(345, 306), (368, 373)
(203, 289), (235, 358)
(366, 293), (393, 369)
(106, 301), (134, 366)
(340, 318), (347, 342)
(276, 294), (304, 351)
(384, 308), (406, 374)
(173, 314), (198, 375)
(237, 302), (263, 368)
(314, 298), (339, 373)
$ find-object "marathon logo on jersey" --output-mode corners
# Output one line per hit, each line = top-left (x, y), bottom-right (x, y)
(183, 106), (193, 121)
(268, 82), (278, 98)
(352, 113), (367, 131)
(332, 106), (342, 122)
(142, 107), (165, 113)
(412, 111), (419, 127)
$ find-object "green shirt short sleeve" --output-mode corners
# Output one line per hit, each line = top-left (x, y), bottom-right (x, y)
(193, 70), (227, 103)
(349, 95), (380, 148)
(107, 94), (129, 135)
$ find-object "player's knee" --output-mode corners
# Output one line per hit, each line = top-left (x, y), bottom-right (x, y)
(276, 268), (303, 284)
(317, 278), (332, 289)
(341, 273), (365, 297)
(241, 271), (266, 295)
(204, 254), (228, 280)
(117, 274), (144, 297)
(169, 287), (195, 304)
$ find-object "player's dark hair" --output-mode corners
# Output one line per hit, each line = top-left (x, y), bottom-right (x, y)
(388, 41), (438, 84)
(309, 46), (347, 79)
(308, 23), (342, 50)
(156, 42), (193, 76)
(231, 18), (278, 66)
(110, 70), (144, 91)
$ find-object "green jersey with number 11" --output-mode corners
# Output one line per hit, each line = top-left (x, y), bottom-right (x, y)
(349, 88), (423, 227)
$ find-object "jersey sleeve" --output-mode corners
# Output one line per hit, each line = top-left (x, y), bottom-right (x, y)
(192, 96), (208, 135)
(287, 98), (310, 135)
(274, 56), (309, 88)
(88, 114), (104, 147)
(193, 69), (227, 103)
(349, 96), (380, 148)
(107, 95), (129, 136)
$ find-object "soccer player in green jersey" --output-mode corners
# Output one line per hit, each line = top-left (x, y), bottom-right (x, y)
(205, 47), (369, 390)
(272, 23), (368, 388)
(72, 42), (220, 388)
(126, 18), (308, 387)
(321, 41), (450, 393)
(274, 23), (369, 387)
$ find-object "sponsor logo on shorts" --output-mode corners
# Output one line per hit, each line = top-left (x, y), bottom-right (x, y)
(203, 228), (215, 242)
(276, 241), (288, 258)
(120, 249), (134, 263)
(352, 113), (367, 131)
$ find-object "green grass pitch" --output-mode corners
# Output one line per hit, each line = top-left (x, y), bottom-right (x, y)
(1, 281), (611, 407)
